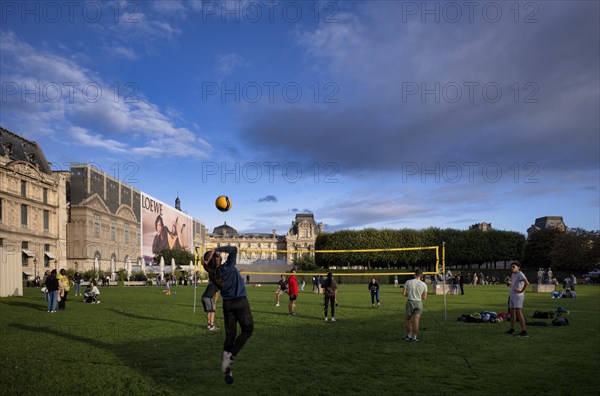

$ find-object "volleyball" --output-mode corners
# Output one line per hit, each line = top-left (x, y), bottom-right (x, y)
(215, 195), (232, 212)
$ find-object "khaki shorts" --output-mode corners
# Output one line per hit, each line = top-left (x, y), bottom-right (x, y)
(509, 293), (524, 309)
(405, 300), (423, 317)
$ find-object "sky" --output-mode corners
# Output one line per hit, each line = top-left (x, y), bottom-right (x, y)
(1, 0), (599, 236)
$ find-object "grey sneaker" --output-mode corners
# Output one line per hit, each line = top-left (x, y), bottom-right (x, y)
(221, 351), (233, 373)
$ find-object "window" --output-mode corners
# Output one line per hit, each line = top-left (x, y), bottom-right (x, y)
(43, 188), (48, 204)
(0, 198), (3, 223)
(94, 214), (100, 238)
(44, 244), (50, 267)
(137, 228), (141, 246)
(124, 223), (129, 244)
(21, 204), (28, 227)
(22, 241), (29, 267)
(111, 219), (116, 241)
(21, 180), (26, 197)
(43, 210), (49, 231)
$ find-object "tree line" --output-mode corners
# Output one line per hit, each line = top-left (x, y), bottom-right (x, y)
(310, 227), (598, 272)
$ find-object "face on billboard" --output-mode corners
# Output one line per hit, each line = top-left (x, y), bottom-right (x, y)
(141, 193), (192, 262)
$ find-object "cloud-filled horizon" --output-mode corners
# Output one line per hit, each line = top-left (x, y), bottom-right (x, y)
(1, 1), (598, 235)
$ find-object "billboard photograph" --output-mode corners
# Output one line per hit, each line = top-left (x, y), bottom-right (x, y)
(141, 193), (192, 264)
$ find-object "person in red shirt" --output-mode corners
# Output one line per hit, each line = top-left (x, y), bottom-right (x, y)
(288, 269), (299, 316)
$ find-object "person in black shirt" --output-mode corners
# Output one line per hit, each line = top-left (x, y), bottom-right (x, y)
(203, 246), (253, 385)
(44, 269), (59, 313)
(275, 274), (287, 307)
(368, 277), (380, 308)
(322, 272), (338, 321)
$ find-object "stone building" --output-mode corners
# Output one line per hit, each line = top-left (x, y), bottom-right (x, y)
(205, 213), (323, 265)
(0, 127), (69, 279)
(527, 216), (568, 238)
(66, 163), (142, 274)
(67, 164), (206, 274)
(470, 222), (492, 231)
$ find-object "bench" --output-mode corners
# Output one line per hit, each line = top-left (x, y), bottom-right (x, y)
(124, 281), (147, 287)
(432, 284), (452, 295)
(531, 284), (556, 293)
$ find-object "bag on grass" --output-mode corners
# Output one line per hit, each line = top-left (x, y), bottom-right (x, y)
(532, 310), (549, 319)
(526, 321), (548, 327)
(552, 317), (569, 326)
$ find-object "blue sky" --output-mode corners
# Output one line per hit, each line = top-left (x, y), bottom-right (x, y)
(1, 1), (599, 236)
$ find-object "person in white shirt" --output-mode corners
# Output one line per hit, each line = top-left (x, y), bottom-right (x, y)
(403, 269), (427, 342)
(506, 262), (529, 337)
(91, 280), (101, 304)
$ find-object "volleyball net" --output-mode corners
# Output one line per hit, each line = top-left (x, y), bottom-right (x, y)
(194, 245), (445, 277)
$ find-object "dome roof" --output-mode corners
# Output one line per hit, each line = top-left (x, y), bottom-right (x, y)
(212, 222), (238, 236)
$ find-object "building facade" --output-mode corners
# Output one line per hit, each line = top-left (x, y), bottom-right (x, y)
(205, 214), (323, 264)
(67, 164), (206, 274)
(527, 216), (568, 238)
(66, 163), (143, 273)
(0, 127), (69, 280)
(2, 126), (316, 279)
(470, 222), (492, 231)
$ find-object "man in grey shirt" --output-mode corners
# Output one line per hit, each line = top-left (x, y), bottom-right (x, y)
(403, 269), (427, 342)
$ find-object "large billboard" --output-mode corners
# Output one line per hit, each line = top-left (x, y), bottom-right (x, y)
(141, 193), (192, 264)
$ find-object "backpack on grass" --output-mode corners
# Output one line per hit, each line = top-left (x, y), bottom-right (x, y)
(532, 310), (555, 319)
(552, 317), (569, 326)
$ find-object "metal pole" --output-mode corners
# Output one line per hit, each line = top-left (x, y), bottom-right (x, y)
(193, 247), (198, 314)
(442, 242), (447, 321)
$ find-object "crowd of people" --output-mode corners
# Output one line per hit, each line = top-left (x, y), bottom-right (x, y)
(40, 269), (101, 312)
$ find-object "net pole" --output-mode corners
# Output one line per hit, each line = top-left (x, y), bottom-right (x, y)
(442, 242), (447, 321)
(193, 246), (200, 315)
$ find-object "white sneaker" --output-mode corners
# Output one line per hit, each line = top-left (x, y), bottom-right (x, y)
(221, 351), (233, 373)
(324, 317), (328, 321)
(331, 318), (336, 322)
(275, 303), (280, 307)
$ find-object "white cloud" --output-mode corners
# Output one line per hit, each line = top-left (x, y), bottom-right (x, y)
(0, 31), (211, 159)
(216, 53), (249, 75)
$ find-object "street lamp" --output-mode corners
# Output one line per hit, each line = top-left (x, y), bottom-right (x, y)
(33, 258), (38, 284)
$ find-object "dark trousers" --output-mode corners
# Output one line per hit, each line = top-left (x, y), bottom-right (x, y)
(58, 290), (68, 309)
(324, 295), (335, 317)
(460, 284), (464, 295)
(371, 290), (380, 304)
(222, 297), (254, 356)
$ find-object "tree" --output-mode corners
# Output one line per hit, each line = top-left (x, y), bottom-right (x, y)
(154, 249), (194, 267)
(294, 253), (319, 271)
(550, 228), (600, 271)
(524, 229), (562, 269)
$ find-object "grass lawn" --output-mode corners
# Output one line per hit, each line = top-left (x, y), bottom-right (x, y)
(1, 283), (599, 395)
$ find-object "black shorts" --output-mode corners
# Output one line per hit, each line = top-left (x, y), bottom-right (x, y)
(202, 296), (216, 312)
(289, 294), (298, 301)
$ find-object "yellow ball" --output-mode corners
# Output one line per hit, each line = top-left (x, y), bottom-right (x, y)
(215, 195), (232, 212)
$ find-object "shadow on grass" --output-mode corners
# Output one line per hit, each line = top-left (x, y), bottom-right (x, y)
(8, 322), (221, 394)
(0, 299), (46, 311)
(106, 308), (197, 329)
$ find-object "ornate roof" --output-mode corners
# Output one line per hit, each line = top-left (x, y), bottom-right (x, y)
(0, 127), (52, 174)
(212, 221), (238, 236)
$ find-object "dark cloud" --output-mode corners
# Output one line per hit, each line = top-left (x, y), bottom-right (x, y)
(257, 194), (278, 203)
(239, 3), (599, 175)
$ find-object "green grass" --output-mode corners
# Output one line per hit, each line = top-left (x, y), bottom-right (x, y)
(1, 284), (599, 395)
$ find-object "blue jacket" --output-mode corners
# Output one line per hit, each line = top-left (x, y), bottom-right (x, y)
(215, 246), (246, 300)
